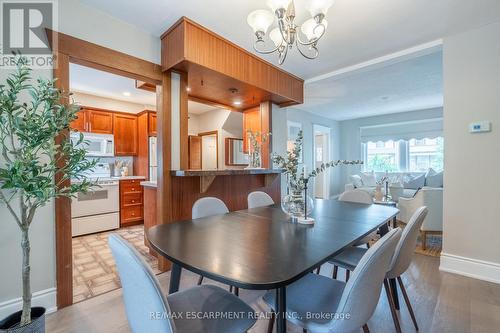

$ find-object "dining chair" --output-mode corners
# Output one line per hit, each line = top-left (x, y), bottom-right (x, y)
(264, 227), (402, 333)
(323, 189), (375, 278)
(329, 206), (428, 333)
(247, 191), (274, 209)
(192, 197), (236, 292)
(108, 234), (256, 333)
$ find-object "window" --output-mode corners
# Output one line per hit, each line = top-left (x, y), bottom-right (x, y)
(362, 137), (444, 172)
(408, 137), (444, 172)
(364, 140), (400, 172)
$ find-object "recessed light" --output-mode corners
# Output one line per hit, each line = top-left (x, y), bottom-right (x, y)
(186, 87), (191, 92)
(233, 101), (242, 106)
(122, 92), (131, 97)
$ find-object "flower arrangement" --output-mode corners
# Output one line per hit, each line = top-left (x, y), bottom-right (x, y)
(246, 129), (270, 168)
(272, 130), (363, 192)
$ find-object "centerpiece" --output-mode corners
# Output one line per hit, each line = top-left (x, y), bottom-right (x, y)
(245, 129), (270, 169)
(272, 130), (362, 224)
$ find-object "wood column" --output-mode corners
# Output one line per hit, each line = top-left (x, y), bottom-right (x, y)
(179, 72), (189, 170)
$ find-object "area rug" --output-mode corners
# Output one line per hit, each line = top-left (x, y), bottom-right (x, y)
(397, 220), (442, 257)
(72, 225), (159, 303)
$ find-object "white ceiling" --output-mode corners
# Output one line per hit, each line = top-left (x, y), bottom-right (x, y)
(296, 50), (444, 120)
(76, 0), (500, 120)
(189, 101), (220, 115)
(70, 63), (157, 106)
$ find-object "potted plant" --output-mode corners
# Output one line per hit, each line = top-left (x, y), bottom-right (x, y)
(0, 58), (96, 332)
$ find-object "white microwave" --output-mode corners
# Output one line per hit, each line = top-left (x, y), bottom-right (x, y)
(71, 132), (114, 157)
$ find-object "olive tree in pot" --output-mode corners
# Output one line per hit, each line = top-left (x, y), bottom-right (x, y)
(0, 58), (95, 332)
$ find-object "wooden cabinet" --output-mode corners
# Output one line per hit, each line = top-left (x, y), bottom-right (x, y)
(87, 109), (113, 134)
(143, 185), (157, 255)
(148, 112), (157, 136)
(70, 108), (113, 134)
(119, 179), (144, 226)
(70, 111), (87, 131)
(114, 113), (138, 156)
(188, 135), (202, 169)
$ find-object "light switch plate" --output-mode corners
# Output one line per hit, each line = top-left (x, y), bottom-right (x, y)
(469, 121), (491, 133)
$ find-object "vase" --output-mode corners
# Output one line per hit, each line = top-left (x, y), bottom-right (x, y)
(246, 149), (262, 169)
(374, 185), (383, 201)
(281, 188), (314, 222)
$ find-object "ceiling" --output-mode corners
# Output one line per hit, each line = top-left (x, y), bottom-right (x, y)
(70, 63), (156, 106)
(76, 0), (500, 120)
(80, 0), (500, 80)
(297, 50), (444, 120)
(189, 101), (220, 115)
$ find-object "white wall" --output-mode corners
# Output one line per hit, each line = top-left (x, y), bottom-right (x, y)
(337, 107), (443, 193)
(72, 92), (155, 114)
(440, 21), (500, 283)
(0, 0), (161, 314)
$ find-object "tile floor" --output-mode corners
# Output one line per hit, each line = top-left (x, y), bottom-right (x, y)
(72, 225), (159, 303)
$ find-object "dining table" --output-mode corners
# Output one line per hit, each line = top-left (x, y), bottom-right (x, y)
(147, 199), (399, 333)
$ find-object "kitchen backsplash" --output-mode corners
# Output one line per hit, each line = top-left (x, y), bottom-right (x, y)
(92, 156), (134, 177)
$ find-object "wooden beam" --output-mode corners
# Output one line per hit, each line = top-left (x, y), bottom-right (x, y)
(156, 72), (172, 272)
(136, 80), (157, 92)
(46, 29), (162, 85)
(53, 52), (73, 309)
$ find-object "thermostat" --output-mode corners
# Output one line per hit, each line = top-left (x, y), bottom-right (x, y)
(469, 121), (491, 133)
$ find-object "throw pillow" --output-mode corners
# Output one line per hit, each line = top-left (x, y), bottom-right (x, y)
(361, 171), (377, 187)
(404, 174), (426, 190)
(349, 175), (363, 188)
(426, 171), (443, 187)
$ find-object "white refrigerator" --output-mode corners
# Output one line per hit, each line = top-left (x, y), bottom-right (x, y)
(149, 137), (158, 182)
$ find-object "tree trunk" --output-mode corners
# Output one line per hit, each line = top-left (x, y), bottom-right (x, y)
(20, 228), (31, 326)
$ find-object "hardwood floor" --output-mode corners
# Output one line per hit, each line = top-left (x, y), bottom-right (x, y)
(47, 254), (500, 333)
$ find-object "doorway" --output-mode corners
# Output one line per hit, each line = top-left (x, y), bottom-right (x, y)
(199, 131), (219, 170)
(313, 125), (331, 199)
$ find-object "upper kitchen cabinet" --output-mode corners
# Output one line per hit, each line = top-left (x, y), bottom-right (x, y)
(148, 112), (157, 136)
(70, 108), (114, 134)
(161, 17), (304, 110)
(114, 113), (138, 156)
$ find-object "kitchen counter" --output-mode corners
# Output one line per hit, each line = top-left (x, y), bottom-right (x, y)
(112, 176), (146, 180)
(171, 169), (282, 177)
(140, 181), (157, 188)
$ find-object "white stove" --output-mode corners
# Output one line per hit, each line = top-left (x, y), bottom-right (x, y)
(71, 163), (120, 237)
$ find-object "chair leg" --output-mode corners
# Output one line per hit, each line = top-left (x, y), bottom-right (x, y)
(303, 329), (307, 333)
(362, 324), (370, 333)
(421, 231), (427, 250)
(197, 275), (204, 285)
(315, 266), (321, 274)
(366, 242), (371, 249)
(267, 311), (275, 333)
(383, 279), (402, 333)
(397, 276), (419, 331)
(345, 269), (350, 282)
(332, 265), (338, 279)
(229, 285), (233, 293)
(234, 287), (239, 296)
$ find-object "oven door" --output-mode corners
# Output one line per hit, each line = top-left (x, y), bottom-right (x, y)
(71, 182), (119, 218)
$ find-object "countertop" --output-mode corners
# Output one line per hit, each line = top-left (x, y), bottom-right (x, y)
(140, 181), (157, 188)
(112, 176), (146, 180)
(171, 169), (282, 177)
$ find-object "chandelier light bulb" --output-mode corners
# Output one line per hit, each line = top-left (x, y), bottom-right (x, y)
(269, 28), (284, 47)
(247, 9), (275, 34)
(306, 0), (334, 18)
(267, 0), (291, 14)
(301, 18), (328, 41)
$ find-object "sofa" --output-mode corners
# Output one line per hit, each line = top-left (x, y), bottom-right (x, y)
(398, 187), (443, 249)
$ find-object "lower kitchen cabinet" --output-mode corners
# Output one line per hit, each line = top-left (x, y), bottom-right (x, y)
(119, 179), (144, 226)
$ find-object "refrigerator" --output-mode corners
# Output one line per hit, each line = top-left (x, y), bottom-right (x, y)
(149, 137), (158, 182)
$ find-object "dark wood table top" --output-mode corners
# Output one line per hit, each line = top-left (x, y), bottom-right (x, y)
(147, 199), (399, 290)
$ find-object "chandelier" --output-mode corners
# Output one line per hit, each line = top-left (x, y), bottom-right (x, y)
(247, 0), (333, 65)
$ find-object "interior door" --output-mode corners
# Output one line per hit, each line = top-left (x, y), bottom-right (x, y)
(188, 135), (202, 169)
(314, 131), (330, 199)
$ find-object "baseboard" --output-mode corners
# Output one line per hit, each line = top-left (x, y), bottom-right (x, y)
(0, 288), (57, 319)
(440, 252), (500, 284)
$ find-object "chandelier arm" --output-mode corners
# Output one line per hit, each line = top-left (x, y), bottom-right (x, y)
(296, 23), (326, 46)
(277, 18), (290, 44)
(253, 39), (281, 55)
(295, 39), (319, 60)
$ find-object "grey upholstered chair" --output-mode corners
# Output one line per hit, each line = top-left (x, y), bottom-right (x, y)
(323, 189), (375, 278)
(264, 227), (402, 333)
(192, 197), (236, 292)
(108, 234), (256, 333)
(329, 206), (428, 333)
(247, 191), (274, 209)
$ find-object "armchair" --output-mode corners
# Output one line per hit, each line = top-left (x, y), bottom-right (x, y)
(398, 187), (443, 250)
